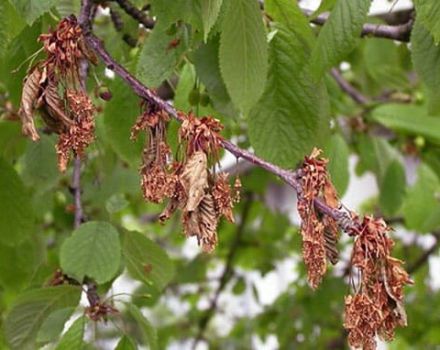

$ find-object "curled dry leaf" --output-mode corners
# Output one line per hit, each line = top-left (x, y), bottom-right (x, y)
(180, 151), (208, 212)
(183, 193), (218, 253)
(19, 67), (43, 141)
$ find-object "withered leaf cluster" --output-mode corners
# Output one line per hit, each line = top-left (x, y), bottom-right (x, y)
(297, 148), (340, 289)
(18, 16), (97, 171)
(134, 110), (239, 252)
(344, 216), (413, 350)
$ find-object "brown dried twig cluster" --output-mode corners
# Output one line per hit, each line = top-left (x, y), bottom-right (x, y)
(18, 16), (97, 171)
(132, 108), (240, 252)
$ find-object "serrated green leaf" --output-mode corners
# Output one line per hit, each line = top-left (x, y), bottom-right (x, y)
(193, 36), (237, 117)
(364, 38), (408, 90)
(55, 316), (86, 350)
(311, 0), (337, 19)
(103, 80), (144, 167)
(0, 237), (42, 291)
(123, 230), (174, 290)
(309, 0), (371, 80)
(0, 157), (35, 246)
(55, 0), (81, 18)
(4, 286), (81, 350)
(60, 221), (121, 284)
(9, 0), (59, 25)
(150, 0), (202, 29)
(411, 20), (440, 114)
(0, 1), (26, 55)
(324, 134), (350, 195)
(128, 305), (158, 350)
(371, 104), (440, 145)
(37, 307), (76, 344)
(115, 335), (137, 350)
(219, 0), (268, 113)
(402, 163), (440, 233)
(136, 23), (187, 88)
(21, 135), (60, 192)
(414, 0), (440, 44)
(248, 24), (329, 168)
(201, 0), (223, 41)
(379, 160), (406, 217)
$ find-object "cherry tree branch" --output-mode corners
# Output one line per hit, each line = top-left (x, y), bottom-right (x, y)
(79, 2), (359, 235)
(330, 68), (370, 105)
(112, 0), (154, 29)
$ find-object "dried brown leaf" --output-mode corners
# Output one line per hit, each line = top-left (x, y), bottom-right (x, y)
(19, 67), (42, 141)
(180, 151), (208, 211)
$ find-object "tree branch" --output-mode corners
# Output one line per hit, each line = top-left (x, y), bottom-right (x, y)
(330, 68), (369, 105)
(112, 0), (154, 29)
(307, 10), (413, 42)
(407, 232), (440, 274)
(193, 196), (253, 348)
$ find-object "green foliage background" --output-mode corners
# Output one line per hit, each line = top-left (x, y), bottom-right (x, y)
(1, 0), (440, 349)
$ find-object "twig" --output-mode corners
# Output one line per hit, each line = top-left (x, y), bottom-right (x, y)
(72, 156), (84, 228)
(113, 0), (154, 29)
(307, 10), (413, 42)
(330, 68), (369, 105)
(193, 196), (253, 349)
(407, 232), (440, 274)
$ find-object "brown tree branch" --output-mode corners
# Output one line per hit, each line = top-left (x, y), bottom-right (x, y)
(193, 196), (253, 348)
(112, 0), (154, 29)
(330, 68), (369, 105)
(306, 10), (413, 42)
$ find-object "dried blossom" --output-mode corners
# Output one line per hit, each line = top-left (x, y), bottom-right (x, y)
(213, 172), (235, 222)
(56, 90), (95, 171)
(85, 302), (118, 322)
(344, 216), (413, 349)
(133, 103), (172, 203)
(297, 148), (341, 288)
(180, 151), (209, 211)
(179, 113), (223, 158)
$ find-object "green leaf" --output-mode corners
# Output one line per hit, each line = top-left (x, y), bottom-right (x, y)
(379, 160), (406, 217)
(0, 1), (26, 55)
(123, 230), (174, 290)
(219, 0), (268, 113)
(60, 221), (122, 284)
(324, 134), (350, 195)
(402, 163), (440, 233)
(136, 22), (187, 88)
(103, 80), (144, 167)
(4, 286), (81, 350)
(309, 0), (371, 80)
(201, 0), (223, 41)
(193, 36), (237, 117)
(21, 135), (60, 192)
(371, 104), (440, 145)
(10, 0), (59, 25)
(0, 157), (35, 246)
(55, 316), (86, 350)
(128, 305), (158, 350)
(0, 237), (42, 291)
(55, 0), (81, 18)
(37, 307), (76, 343)
(411, 20), (440, 114)
(115, 335), (137, 350)
(248, 24), (329, 168)
(364, 38), (408, 90)
(414, 0), (440, 44)
(150, 0), (202, 29)
(311, 0), (337, 19)
(0, 121), (27, 162)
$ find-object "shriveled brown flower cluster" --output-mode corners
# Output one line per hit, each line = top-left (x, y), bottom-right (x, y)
(344, 216), (413, 350)
(18, 16), (97, 171)
(134, 110), (240, 252)
(297, 148), (340, 289)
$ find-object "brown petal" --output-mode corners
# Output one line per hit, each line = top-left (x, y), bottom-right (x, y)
(19, 67), (42, 141)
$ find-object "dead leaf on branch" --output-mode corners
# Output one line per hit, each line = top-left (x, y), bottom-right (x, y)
(180, 151), (209, 212)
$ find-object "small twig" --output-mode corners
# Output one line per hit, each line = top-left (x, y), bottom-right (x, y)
(193, 196), (253, 348)
(407, 232), (440, 274)
(330, 68), (369, 105)
(109, 7), (137, 47)
(113, 0), (154, 29)
(307, 10), (413, 42)
(72, 156), (85, 228)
